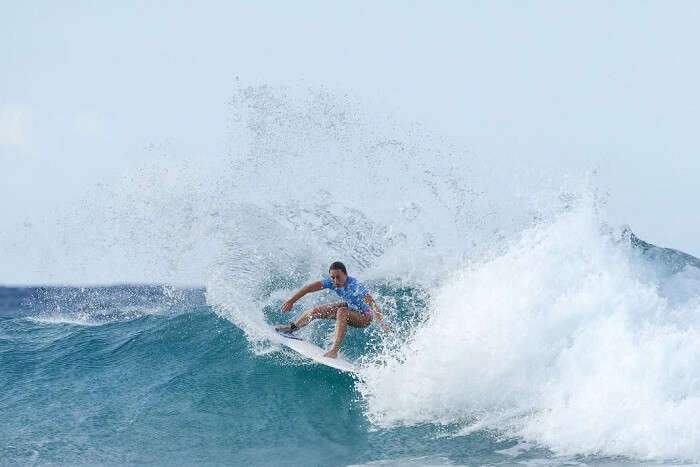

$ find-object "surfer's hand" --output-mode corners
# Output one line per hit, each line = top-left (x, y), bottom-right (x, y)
(379, 323), (390, 333)
(281, 300), (294, 313)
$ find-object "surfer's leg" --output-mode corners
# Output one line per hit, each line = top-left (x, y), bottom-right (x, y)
(293, 302), (345, 329)
(346, 310), (372, 329)
(323, 308), (371, 358)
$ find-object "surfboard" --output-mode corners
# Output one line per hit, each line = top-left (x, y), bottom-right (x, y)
(272, 327), (357, 373)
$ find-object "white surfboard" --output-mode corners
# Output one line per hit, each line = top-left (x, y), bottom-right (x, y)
(272, 327), (357, 373)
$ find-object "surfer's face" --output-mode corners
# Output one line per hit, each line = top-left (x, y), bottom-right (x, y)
(329, 269), (347, 287)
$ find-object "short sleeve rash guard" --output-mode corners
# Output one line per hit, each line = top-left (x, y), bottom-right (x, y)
(320, 276), (370, 312)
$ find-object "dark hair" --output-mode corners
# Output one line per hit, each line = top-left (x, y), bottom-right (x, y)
(329, 261), (347, 275)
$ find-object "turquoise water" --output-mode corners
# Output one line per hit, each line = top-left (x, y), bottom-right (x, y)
(1, 286), (520, 466)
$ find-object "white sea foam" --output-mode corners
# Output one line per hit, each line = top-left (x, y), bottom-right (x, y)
(357, 205), (700, 461)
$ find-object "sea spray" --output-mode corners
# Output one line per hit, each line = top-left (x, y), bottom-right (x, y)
(7, 84), (698, 462)
(357, 203), (700, 461)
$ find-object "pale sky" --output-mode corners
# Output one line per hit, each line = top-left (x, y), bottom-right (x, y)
(2, 1), (699, 285)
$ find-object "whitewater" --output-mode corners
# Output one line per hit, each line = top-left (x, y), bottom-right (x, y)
(2, 86), (699, 465)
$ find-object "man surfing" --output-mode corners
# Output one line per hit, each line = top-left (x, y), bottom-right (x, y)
(276, 261), (390, 358)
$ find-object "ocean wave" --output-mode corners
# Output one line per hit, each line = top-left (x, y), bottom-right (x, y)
(357, 204), (700, 462)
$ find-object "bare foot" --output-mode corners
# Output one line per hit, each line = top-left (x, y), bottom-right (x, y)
(323, 349), (338, 358)
(275, 323), (294, 333)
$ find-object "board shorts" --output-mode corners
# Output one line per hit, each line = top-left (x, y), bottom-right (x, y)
(341, 302), (372, 317)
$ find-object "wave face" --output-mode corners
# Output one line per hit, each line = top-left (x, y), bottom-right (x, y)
(4, 225), (699, 465)
(1, 287), (514, 466)
(5, 86), (700, 464)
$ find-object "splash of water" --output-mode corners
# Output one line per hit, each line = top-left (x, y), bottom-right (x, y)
(357, 203), (700, 461)
(15, 84), (699, 461)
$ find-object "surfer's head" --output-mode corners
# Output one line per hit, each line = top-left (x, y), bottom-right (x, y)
(329, 261), (347, 287)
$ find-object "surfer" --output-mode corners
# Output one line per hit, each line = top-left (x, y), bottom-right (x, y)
(276, 261), (390, 358)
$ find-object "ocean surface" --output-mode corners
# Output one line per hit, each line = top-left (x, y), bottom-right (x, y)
(3, 225), (700, 465)
(3, 87), (700, 465)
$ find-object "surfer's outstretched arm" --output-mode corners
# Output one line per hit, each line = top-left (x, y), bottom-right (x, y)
(281, 281), (324, 312)
(364, 294), (390, 333)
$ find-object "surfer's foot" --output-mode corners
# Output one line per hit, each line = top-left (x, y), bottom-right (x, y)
(276, 322), (298, 333)
(323, 348), (338, 358)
